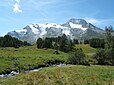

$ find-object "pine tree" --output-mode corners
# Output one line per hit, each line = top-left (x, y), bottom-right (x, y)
(0, 35), (30, 48)
(73, 39), (79, 44)
(105, 26), (114, 65)
(59, 34), (70, 53)
(84, 40), (89, 44)
(94, 26), (114, 65)
(105, 26), (113, 49)
(42, 38), (52, 48)
(37, 38), (43, 48)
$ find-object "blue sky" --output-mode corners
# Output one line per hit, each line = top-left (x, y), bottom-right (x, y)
(0, 0), (114, 36)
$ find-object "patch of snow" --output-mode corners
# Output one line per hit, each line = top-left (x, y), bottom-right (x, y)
(62, 27), (70, 35)
(70, 22), (81, 28)
(37, 24), (47, 36)
(69, 22), (87, 31)
(28, 24), (39, 34)
(40, 28), (47, 36)
(81, 27), (88, 31)
(16, 29), (27, 33)
(46, 23), (62, 28)
(39, 23), (66, 37)
(39, 23), (62, 28)
(33, 24), (38, 28)
(39, 23), (71, 36)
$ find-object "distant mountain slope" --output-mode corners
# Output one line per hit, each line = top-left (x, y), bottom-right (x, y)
(7, 18), (105, 43)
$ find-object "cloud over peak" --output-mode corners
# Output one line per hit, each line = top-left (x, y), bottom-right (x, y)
(84, 18), (99, 24)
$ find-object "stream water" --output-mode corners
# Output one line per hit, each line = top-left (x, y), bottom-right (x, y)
(0, 64), (66, 78)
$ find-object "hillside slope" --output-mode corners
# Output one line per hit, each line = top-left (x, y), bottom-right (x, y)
(1, 65), (114, 85)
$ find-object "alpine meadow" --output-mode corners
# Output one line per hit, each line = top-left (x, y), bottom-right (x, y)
(0, 0), (114, 85)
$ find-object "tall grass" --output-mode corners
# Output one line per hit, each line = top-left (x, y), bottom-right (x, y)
(1, 65), (114, 85)
(0, 45), (68, 74)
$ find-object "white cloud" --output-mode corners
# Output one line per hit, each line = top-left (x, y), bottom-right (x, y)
(13, 3), (22, 13)
(84, 18), (114, 28)
(85, 18), (99, 24)
(12, 0), (22, 13)
(85, 18), (114, 25)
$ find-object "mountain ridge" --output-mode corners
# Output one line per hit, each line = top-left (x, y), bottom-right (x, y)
(7, 18), (105, 43)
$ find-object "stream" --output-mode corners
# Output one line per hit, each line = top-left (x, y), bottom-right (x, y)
(0, 64), (66, 78)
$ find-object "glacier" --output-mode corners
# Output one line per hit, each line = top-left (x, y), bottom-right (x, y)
(7, 18), (105, 43)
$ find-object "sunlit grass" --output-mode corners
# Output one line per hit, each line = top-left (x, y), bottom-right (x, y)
(1, 65), (114, 85)
(0, 45), (68, 74)
(75, 44), (97, 54)
(0, 45), (114, 85)
(75, 44), (97, 63)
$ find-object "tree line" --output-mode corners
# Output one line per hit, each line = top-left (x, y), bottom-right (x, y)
(94, 26), (114, 65)
(37, 34), (74, 53)
(85, 38), (105, 48)
(0, 35), (31, 48)
(82, 26), (114, 65)
(37, 34), (88, 65)
(64, 38), (105, 49)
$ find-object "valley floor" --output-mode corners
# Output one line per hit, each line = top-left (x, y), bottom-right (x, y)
(0, 65), (114, 85)
(0, 45), (113, 85)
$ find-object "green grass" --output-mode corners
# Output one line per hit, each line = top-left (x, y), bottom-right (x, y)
(0, 45), (113, 85)
(75, 44), (97, 54)
(75, 44), (97, 63)
(1, 65), (114, 85)
(0, 44), (97, 74)
(0, 45), (68, 74)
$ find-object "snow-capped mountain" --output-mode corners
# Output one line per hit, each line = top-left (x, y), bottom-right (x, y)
(7, 18), (105, 43)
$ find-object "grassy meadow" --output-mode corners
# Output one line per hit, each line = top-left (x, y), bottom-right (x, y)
(0, 45), (68, 74)
(0, 44), (97, 74)
(1, 44), (114, 85)
(0, 65), (114, 85)
(75, 44), (97, 54)
(75, 44), (97, 64)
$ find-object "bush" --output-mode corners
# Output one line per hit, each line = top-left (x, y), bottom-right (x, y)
(105, 48), (114, 65)
(93, 49), (108, 65)
(67, 49), (86, 65)
(94, 26), (114, 66)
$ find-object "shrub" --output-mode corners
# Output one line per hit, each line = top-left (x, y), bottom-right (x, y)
(93, 49), (109, 65)
(67, 49), (86, 65)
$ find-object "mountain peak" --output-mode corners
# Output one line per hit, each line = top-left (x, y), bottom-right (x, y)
(62, 18), (88, 30)
(69, 18), (87, 25)
(7, 18), (105, 43)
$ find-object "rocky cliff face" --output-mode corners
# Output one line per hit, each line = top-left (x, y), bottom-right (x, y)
(7, 18), (105, 43)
